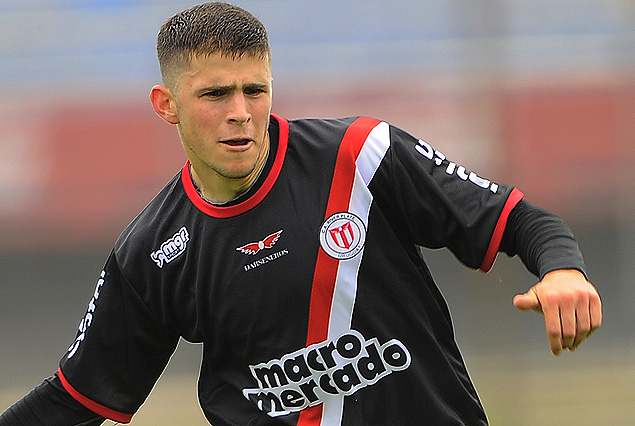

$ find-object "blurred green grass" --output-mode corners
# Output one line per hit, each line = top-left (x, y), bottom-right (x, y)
(471, 353), (635, 426)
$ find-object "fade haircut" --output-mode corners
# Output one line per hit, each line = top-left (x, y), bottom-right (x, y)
(157, 2), (270, 90)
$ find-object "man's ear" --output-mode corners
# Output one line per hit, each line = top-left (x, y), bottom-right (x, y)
(150, 85), (179, 125)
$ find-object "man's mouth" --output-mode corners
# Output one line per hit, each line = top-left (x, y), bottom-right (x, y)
(221, 138), (251, 147)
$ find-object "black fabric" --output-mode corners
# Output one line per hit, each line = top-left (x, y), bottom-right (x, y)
(59, 252), (180, 419)
(0, 373), (104, 426)
(501, 199), (586, 279)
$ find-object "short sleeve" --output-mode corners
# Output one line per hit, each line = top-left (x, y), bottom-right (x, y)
(370, 125), (524, 271)
(58, 251), (179, 423)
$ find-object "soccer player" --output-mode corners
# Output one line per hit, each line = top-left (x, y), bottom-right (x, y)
(0, 2), (601, 425)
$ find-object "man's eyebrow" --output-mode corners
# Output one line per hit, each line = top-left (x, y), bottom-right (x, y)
(242, 82), (269, 91)
(197, 84), (234, 93)
(197, 82), (268, 93)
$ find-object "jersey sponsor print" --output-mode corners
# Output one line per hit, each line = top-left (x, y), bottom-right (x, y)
(67, 270), (106, 359)
(243, 330), (411, 416)
(150, 226), (190, 268)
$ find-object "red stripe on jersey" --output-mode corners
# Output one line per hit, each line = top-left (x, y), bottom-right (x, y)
(297, 405), (324, 426)
(306, 116), (381, 345)
(299, 117), (381, 426)
(58, 367), (134, 424)
(480, 187), (525, 272)
(181, 114), (289, 218)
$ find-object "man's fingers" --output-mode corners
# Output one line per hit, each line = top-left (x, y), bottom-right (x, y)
(540, 295), (564, 356)
(573, 290), (602, 350)
(589, 290), (603, 331)
(558, 288), (594, 351)
(571, 295), (591, 350)
(548, 287), (602, 353)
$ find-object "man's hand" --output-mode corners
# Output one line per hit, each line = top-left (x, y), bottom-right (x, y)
(513, 269), (602, 356)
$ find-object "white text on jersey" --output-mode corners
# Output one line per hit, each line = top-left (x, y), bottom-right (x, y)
(415, 139), (500, 193)
(150, 226), (189, 268)
(67, 270), (105, 358)
(243, 330), (411, 417)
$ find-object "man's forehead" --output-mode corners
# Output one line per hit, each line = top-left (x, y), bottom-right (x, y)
(187, 51), (270, 72)
(176, 57), (269, 91)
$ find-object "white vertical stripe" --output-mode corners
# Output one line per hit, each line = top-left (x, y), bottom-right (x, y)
(356, 122), (391, 186)
(322, 121), (390, 425)
(328, 121), (390, 336)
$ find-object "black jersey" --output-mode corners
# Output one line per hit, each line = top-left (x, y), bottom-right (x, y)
(58, 115), (523, 425)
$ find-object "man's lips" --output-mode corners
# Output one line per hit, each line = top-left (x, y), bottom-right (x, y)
(221, 138), (252, 147)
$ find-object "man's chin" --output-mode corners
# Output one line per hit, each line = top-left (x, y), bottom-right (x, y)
(220, 165), (258, 182)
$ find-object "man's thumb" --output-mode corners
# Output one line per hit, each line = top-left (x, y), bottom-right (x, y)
(513, 290), (541, 312)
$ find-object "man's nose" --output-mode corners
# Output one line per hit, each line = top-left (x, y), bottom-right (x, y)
(228, 94), (251, 124)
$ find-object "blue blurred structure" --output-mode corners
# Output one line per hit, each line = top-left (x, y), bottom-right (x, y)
(0, 1), (632, 94)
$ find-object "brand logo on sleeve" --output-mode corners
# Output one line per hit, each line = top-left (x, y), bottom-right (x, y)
(67, 270), (106, 358)
(236, 230), (283, 255)
(150, 226), (190, 268)
(319, 212), (366, 260)
(415, 139), (500, 193)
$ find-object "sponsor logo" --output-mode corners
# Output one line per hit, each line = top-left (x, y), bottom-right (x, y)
(150, 226), (189, 268)
(319, 212), (366, 260)
(236, 230), (283, 255)
(67, 270), (105, 359)
(415, 139), (500, 193)
(243, 249), (289, 272)
(243, 330), (411, 417)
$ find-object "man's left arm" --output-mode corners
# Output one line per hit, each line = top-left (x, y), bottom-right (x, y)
(500, 200), (602, 355)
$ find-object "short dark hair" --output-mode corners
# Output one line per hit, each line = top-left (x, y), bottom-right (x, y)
(157, 2), (270, 89)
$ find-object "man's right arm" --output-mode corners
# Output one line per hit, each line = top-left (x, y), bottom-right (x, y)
(0, 372), (105, 426)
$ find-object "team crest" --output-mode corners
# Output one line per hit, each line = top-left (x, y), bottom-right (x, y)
(236, 230), (283, 255)
(319, 212), (366, 260)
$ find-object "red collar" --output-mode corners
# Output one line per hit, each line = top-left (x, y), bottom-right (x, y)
(181, 114), (289, 218)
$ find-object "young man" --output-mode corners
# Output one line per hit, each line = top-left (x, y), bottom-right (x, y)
(0, 3), (601, 425)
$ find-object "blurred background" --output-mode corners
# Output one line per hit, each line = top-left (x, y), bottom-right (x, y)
(0, 0), (633, 424)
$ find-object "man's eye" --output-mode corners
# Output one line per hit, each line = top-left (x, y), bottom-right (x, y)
(202, 90), (226, 98)
(245, 87), (265, 96)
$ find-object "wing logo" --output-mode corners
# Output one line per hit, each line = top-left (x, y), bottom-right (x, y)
(236, 230), (283, 255)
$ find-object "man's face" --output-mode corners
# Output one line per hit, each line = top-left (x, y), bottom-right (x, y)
(170, 52), (273, 198)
